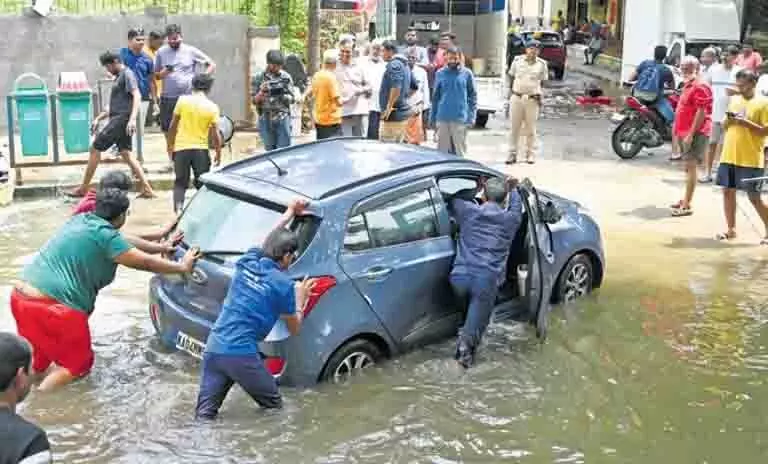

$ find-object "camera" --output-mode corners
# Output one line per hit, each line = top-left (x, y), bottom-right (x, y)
(265, 75), (291, 97)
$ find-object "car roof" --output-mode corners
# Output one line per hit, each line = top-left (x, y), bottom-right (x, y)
(220, 138), (476, 200)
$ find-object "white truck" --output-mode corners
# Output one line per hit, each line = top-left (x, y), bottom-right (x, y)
(620, 0), (741, 84)
(397, 0), (508, 127)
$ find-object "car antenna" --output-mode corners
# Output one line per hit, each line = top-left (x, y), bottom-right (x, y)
(250, 149), (287, 176)
(266, 156), (287, 176)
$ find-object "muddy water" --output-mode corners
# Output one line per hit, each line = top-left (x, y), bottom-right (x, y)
(1, 192), (767, 464)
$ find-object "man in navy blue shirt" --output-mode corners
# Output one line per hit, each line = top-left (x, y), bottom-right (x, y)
(448, 176), (523, 368)
(379, 40), (415, 143)
(120, 27), (156, 163)
(431, 47), (477, 156)
(195, 199), (316, 420)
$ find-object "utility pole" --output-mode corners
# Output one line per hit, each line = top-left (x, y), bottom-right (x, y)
(307, 0), (321, 74)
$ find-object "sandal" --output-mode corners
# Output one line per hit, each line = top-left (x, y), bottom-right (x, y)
(716, 231), (737, 241)
(670, 206), (693, 217)
(669, 155), (683, 161)
(669, 200), (684, 209)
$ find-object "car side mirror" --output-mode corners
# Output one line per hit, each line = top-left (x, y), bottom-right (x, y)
(540, 200), (563, 224)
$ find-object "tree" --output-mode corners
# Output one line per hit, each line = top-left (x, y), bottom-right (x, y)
(307, 0), (321, 74)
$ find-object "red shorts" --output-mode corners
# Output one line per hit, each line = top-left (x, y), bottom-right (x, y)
(10, 289), (94, 377)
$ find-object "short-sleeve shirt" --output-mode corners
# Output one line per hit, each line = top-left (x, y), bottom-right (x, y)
(109, 67), (138, 120)
(120, 47), (154, 101)
(154, 44), (212, 98)
(736, 52), (763, 72)
(336, 62), (370, 117)
(508, 56), (548, 95)
(721, 95), (768, 168)
(205, 247), (296, 355)
(22, 213), (134, 315)
(143, 46), (163, 96)
(673, 79), (713, 138)
(173, 93), (220, 151)
(635, 59), (675, 98)
(311, 69), (342, 126)
(0, 408), (52, 464)
(709, 63), (742, 122)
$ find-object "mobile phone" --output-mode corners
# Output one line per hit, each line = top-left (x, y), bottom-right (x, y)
(725, 111), (737, 118)
(165, 64), (174, 71)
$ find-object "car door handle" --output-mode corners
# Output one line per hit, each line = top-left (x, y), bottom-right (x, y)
(363, 266), (393, 280)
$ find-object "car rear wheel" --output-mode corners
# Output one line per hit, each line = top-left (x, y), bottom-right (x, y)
(320, 338), (383, 383)
(554, 254), (594, 303)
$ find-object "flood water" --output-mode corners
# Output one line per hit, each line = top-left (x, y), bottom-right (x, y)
(1, 189), (767, 464)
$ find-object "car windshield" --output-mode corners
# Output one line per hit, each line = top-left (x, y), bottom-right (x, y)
(177, 186), (284, 254)
(523, 32), (562, 46)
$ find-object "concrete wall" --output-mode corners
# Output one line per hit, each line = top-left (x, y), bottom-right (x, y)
(0, 10), (251, 128)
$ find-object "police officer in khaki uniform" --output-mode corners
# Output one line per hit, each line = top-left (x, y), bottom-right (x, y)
(507, 40), (548, 164)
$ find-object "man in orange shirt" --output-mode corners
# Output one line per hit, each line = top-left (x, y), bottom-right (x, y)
(309, 50), (343, 139)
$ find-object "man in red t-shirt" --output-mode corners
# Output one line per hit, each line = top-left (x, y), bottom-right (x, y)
(670, 56), (713, 217)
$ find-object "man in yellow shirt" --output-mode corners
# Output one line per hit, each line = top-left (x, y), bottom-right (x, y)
(310, 50), (343, 140)
(716, 69), (768, 243)
(167, 73), (221, 212)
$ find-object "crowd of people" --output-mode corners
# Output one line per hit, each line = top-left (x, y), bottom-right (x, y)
(632, 42), (768, 243)
(67, 24), (219, 214)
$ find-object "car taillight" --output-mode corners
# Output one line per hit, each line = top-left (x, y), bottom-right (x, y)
(264, 356), (286, 376)
(303, 276), (337, 317)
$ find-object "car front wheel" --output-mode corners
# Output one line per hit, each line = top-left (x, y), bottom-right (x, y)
(554, 254), (594, 303)
(320, 338), (383, 383)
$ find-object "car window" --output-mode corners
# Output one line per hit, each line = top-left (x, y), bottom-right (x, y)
(438, 177), (478, 196)
(343, 189), (439, 251)
(178, 186), (293, 254)
(522, 32), (562, 46)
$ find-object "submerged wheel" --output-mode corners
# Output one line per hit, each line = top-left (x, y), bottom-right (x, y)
(554, 254), (594, 304)
(320, 338), (383, 383)
(611, 119), (644, 159)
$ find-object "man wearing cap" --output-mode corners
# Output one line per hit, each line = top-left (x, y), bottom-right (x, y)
(252, 50), (295, 150)
(309, 50), (343, 140)
(507, 40), (548, 164)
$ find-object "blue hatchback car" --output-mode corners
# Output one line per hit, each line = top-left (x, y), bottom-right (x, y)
(149, 139), (605, 385)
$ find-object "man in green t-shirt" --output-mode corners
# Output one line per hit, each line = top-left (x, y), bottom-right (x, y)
(11, 189), (200, 392)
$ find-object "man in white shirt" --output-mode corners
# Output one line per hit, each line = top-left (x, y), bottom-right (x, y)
(337, 42), (371, 137)
(364, 40), (387, 139)
(701, 45), (742, 183)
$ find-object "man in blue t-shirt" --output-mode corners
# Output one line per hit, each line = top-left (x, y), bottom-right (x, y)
(379, 40), (415, 143)
(119, 27), (156, 162)
(629, 45), (676, 123)
(195, 199), (316, 420)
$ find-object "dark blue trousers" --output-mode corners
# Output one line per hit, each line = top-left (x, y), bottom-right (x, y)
(450, 272), (499, 365)
(195, 352), (282, 419)
(367, 111), (381, 140)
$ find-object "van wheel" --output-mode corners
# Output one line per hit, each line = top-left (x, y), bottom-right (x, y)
(320, 339), (383, 383)
(554, 254), (594, 303)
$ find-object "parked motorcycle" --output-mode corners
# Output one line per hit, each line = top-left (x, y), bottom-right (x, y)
(610, 91), (680, 159)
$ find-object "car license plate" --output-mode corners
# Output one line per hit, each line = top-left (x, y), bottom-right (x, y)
(610, 113), (625, 124)
(175, 331), (205, 359)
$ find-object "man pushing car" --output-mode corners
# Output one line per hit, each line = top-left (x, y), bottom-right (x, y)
(195, 199), (316, 420)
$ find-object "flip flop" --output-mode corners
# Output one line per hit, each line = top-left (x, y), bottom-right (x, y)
(670, 200), (684, 209)
(670, 206), (693, 217)
(716, 231), (737, 241)
(669, 155), (683, 161)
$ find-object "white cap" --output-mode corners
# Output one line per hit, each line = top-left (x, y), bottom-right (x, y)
(323, 49), (338, 64)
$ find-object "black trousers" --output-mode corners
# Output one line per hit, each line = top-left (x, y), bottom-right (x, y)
(173, 148), (210, 212)
(316, 124), (342, 140)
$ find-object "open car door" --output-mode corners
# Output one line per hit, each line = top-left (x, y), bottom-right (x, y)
(518, 178), (557, 338)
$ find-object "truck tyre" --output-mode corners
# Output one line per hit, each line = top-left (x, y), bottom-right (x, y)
(474, 112), (489, 129)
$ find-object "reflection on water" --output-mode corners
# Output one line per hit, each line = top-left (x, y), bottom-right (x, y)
(1, 198), (767, 463)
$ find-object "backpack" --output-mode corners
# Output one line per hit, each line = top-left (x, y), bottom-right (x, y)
(634, 61), (662, 99)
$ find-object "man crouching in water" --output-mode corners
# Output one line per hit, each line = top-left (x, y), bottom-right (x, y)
(11, 189), (200, 391)
(195, 199), (316, 419)
(448, 176), (522, 368)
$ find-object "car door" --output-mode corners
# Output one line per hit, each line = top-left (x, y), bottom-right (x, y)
(519, 179), (556, 338)
(339, 179), (456, 349)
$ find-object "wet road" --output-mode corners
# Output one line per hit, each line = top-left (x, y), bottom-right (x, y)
(2, 72), (768, 463)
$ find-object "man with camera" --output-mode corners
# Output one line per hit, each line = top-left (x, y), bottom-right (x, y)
(252, 50), (295, 151)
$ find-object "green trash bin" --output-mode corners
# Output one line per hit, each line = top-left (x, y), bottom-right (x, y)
(57, 73), (92, 154)
(12, 73), (49, 157)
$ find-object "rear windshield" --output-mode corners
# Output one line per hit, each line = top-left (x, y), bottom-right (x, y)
(177, 186), (318, 255)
